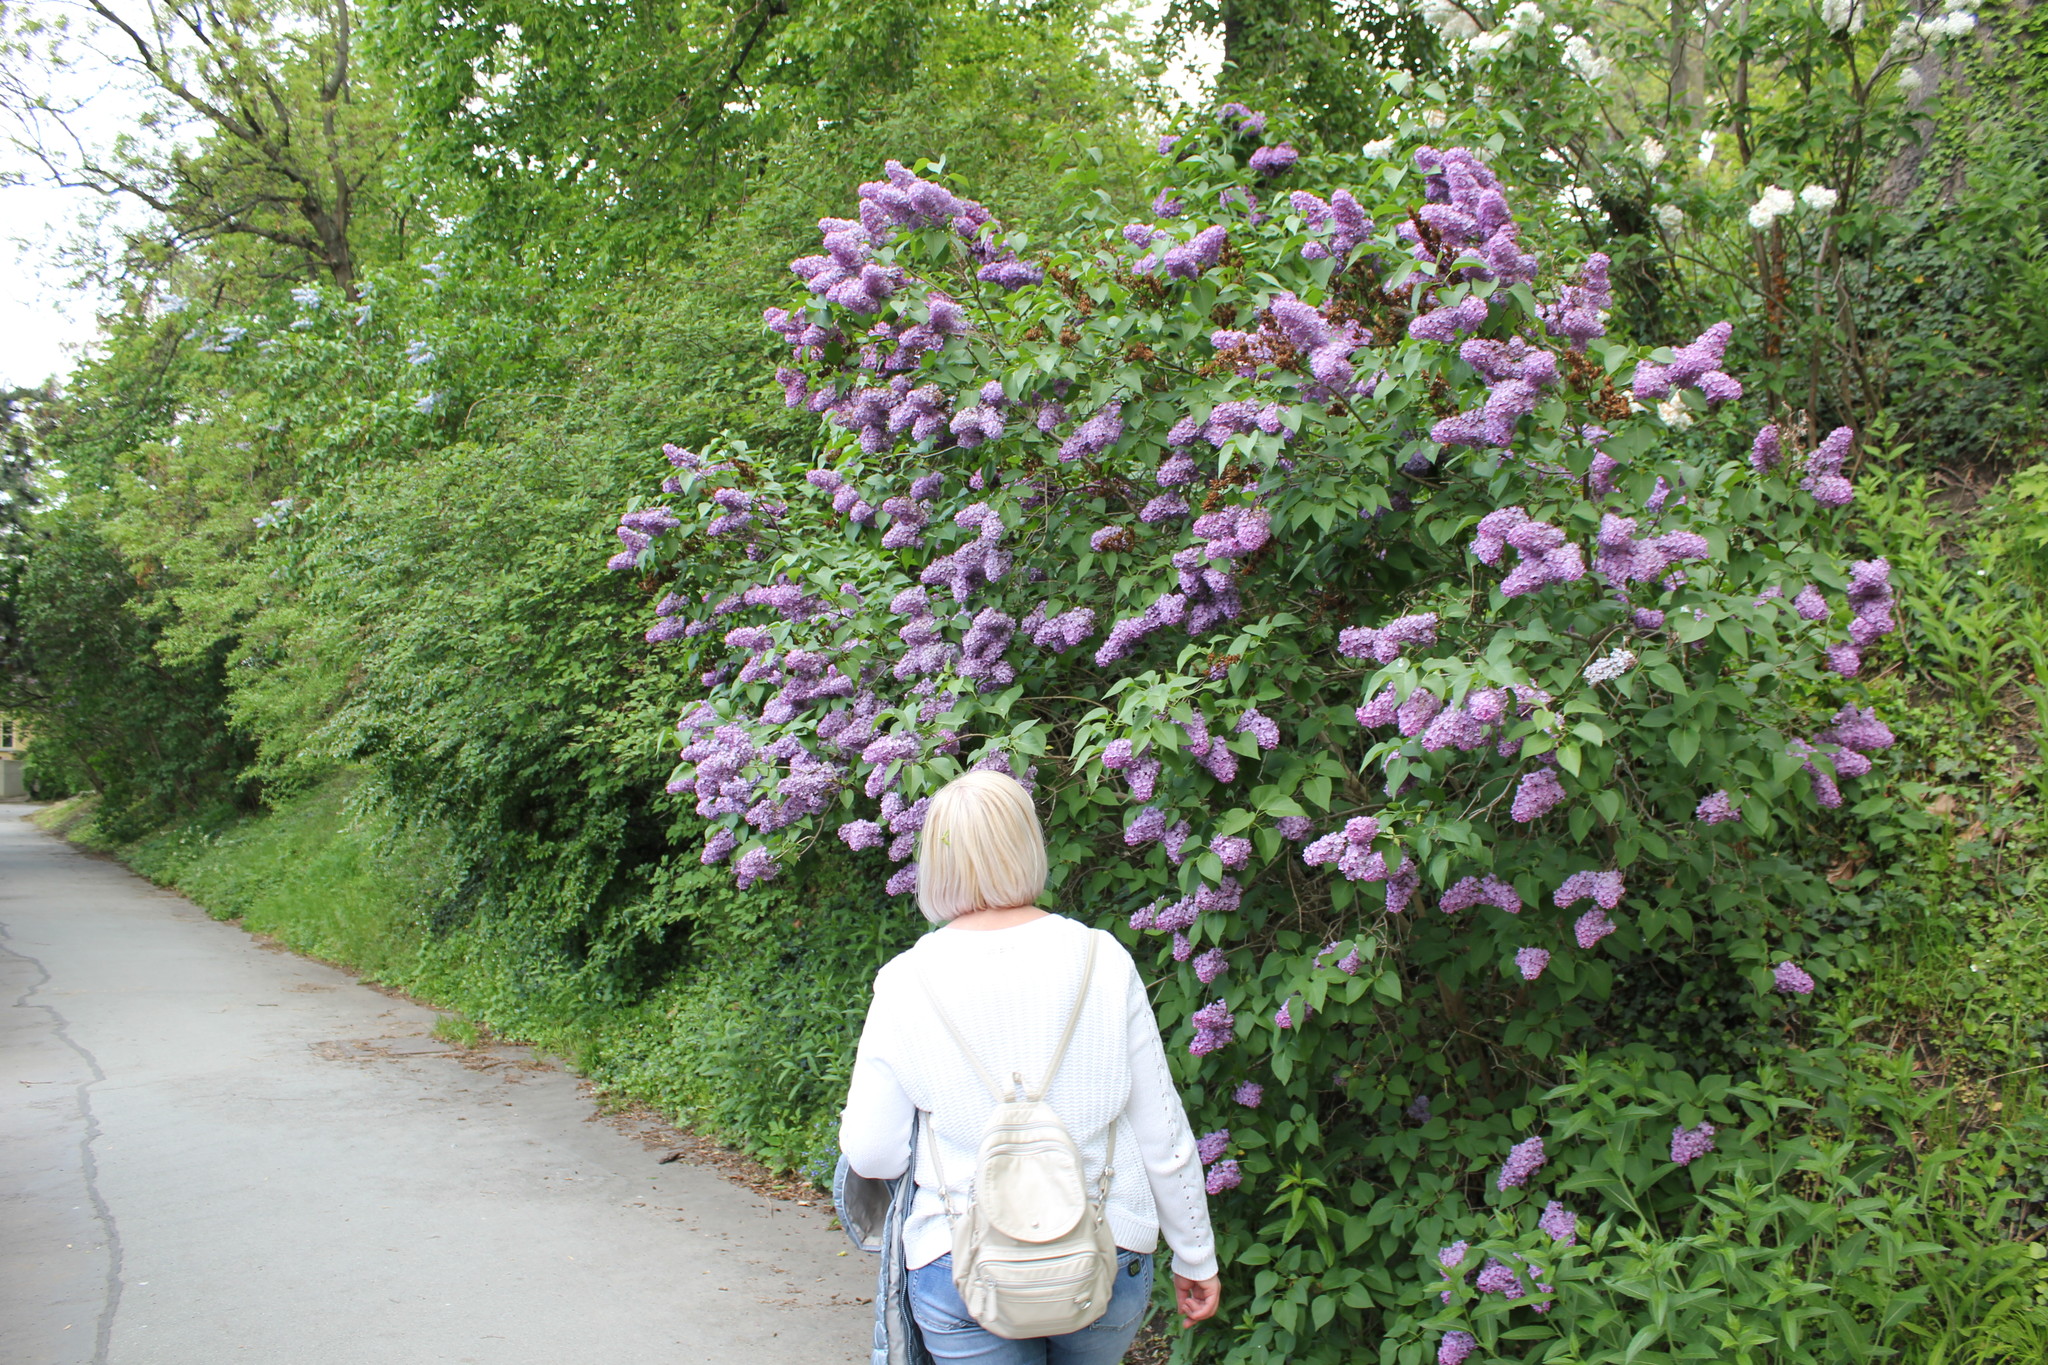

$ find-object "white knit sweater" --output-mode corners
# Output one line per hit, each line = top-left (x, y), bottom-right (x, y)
(839, 914), (1219, 1280)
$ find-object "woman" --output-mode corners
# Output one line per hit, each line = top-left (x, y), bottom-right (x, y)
(840, 769), (1222, 1363)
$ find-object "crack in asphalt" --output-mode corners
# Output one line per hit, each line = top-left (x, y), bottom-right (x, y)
(2, 918), (125, 1365)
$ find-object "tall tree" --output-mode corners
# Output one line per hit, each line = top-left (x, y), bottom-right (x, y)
(0, 0), (399, 296)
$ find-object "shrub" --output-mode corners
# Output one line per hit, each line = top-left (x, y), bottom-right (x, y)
(602, 105), (1924, 1358)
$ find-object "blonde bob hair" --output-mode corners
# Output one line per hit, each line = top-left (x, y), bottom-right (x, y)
(915, 770), (1048, 924)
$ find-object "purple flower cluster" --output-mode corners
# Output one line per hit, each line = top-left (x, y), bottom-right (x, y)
(1211, 291), (1372, 399)
(1670, 1122), (1716, 1166)
(1539, 1200), (1577, 1245)
(1301, 817), (1391, 882)
(1204, 1159), (1243, 1194)
(1774, 960), (1816, 995)
(1247, 143), (1299, 176)
(1631, 321), (1741, 405)
(1439, 874), (1522, 915)
(1475, 1258), (1526, 1298)
(1539, 252), (1612, 349)
(920, 502), (1011, 604)
(1555, 869), (1625, 910)
(1473, 507), (1586, 597)
(1515, 947), (1551, 980)
(1193, 947), (1229, 983)
(1216, 102), (1267, 135)
(1791, 702), (1895, 807)
(1289, 189), (1372, 262)
(1338, 612), (1438, 664)
(1134, 224), (1228, 280)
(1019, 601), (1096, 652)
(1057, 402), (1124, 463)
(1196, 1129), (1231, 1165)
(1438, 1331), (1478, 1365)
(1189, 1000), (1236, 1056)
(1431, 338), (1559, 449)
(1593, 514), (1710, 589)
(1100, 738), (1161, 802)
(1800, 427), (1856, 508)
(1497, 1135), (1547, 1190)
(1511, 769), (1567, 823)
(1695, 790), (1741, 824)
(1401, 145), (1537, 285)
(1574, 908), (1616, 949)
(1233, 1082), (1263, 1108)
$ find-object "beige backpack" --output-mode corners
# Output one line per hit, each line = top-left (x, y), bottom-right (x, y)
(920, 933), (1120, 1339)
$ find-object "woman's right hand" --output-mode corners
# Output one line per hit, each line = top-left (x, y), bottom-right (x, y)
(1173, 1273), (1221, 1327)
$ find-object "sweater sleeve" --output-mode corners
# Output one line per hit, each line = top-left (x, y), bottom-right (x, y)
(839, 966), (915, 1180)
(1120, 956), (1218, 1280)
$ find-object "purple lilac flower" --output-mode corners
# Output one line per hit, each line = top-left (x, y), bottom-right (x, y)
(1497, 1135), (1546, 1190)
(1234, 1082), (1263, 1108)
(1801, 426), (1856, 507)
(1539, 1201), (1577, 1245)
(702, 827), (738, 865)
(1274, 816), (1313, 841)
(734, 846), (779, 889)
(1385, 859), (1421, 914)
(1160, 226), (1228, 280)
(1337, 612), (1439, 664)
(1058, 402), (1125, 463)
(1205, 1159), (1242, 1194)
(1540, 252), (1612, 349)
(1439, 875), (1522, 915)
(1794, 585), (1830, 621)
(1750, 425), (1782, 474)
(1211, 835), (1253, 870)
(1774, 960), (1816, 995)
(1821, 704), (1895, 754)
(1248, 143), (1299, 176)
(1189, 1000), (1235, 1056)
(1511, 769), (1567, 823)
(1409, 295), (1489, 342)
(1695, 790), (1740, 824)
(1197, 1130), (1231, 1165)
(1515, 947), (1550, 980)
(1152, 189), (1184, 218)
(1408, 1094), (1433, 1123)
(1396, 687), (1443, 737)
(1825, 642), (1861, 677)
(1402, 145), (1537, 284)
(1356, 685), (1400, 728)
(838, 819), (885, 851)
(1194, 948), (1229, 984)
(1234, 708), (1280, 750)
(1438, 1332), (1477, 1365)
(1632, 321), (1738, 405)
(1574, 908), (1616, 948)
(1670, 1122), (1716, 1165)
(1476, 1258), (1526, 1297)
(1555, 869), (1625, 910)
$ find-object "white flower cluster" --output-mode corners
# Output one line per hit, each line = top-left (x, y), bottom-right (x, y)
(1748, 182), (1840, 229)
(1889, 1), (1978, 55)
(1583, 648), (1638, 684)
(1821, 0), (1866, 34)
(1420, 0), (1480, 40)
(1654, 203), (1686, 232)
(1656, 396), (1694, 429)
(1639, 137), (1667, 170)
(290, 286), (323, 308)
(1747, 184), (1797, 229)
(1362, 137), (1398, 159)
(1559, 30), (1614, 82)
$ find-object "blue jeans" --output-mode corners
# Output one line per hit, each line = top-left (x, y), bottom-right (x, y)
(909, 1250), (1154, 1363)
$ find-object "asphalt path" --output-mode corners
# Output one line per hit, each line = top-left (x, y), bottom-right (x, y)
(0, 804), (874, 1364)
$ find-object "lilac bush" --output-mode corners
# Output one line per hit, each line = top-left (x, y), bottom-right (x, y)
(606, 106), (1899, 1363)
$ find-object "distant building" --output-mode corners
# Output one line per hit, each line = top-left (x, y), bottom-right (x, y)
(0, 715), (24, 798)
